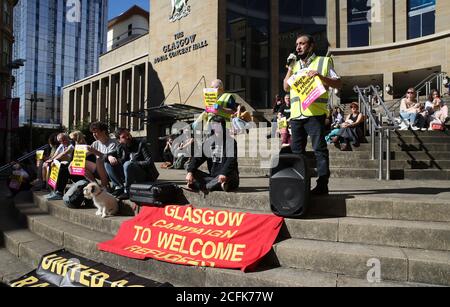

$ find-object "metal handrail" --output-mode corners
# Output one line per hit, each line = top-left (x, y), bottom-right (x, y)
(183, 75), (207, 105)
(355, 86), (393, 180)
(388, 72), (447, 112)
(0, 144), (50, 174)
(369, 85), (399, 126)
(159, 82), (182, 107)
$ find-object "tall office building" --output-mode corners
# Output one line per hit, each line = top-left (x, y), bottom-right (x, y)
(12, 0), (108, 126)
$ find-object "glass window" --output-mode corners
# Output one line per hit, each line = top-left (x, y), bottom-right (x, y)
(347, 0), (371, 47)
(278, 0), (327, 94)
(226, 0), (271, 109)
(408, 0), (435, 39)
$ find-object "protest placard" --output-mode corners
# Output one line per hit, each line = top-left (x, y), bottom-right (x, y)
(69, 145), (88, 176)
(288, 68), (327, 111)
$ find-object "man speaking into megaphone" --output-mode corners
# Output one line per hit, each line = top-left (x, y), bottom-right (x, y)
(283, 34), (342, 195)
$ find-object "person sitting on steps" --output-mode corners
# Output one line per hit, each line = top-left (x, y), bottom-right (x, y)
(332, 103), (365, 151)
(186, 116), (239, 193)
(399, 88), (421, 131)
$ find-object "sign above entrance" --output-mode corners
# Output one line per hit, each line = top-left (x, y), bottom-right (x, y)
(154, 31), (208, 65)
(169, 0), (191, 22)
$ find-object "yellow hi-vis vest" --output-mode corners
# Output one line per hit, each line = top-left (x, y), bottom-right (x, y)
(290, 56), (331, 118)
(207, 93), (234, 120)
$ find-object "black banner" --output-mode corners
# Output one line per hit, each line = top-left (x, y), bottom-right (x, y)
(10, 250), (172, 288)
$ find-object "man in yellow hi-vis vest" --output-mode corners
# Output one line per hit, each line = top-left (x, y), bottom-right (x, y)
(283, 34), (342, 195)
(193, 79), (237, 131)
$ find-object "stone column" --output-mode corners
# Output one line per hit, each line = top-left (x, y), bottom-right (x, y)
(435, 0), (450, 34)
(327, 0), (338, 48)
(395, 0), (407, 42)
(339, 0), (348, 48)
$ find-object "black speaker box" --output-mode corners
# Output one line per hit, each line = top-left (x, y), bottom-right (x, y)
(270, 153), (311, 218)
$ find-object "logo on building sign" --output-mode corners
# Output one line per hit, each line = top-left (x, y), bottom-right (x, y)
(169, 0), (191, 22)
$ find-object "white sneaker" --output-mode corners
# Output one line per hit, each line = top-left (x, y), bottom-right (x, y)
(411, 126), (420, 131)
(428, 127), (434, 131)
(421, 128), (427, 131)
(399, 124), (408, 131)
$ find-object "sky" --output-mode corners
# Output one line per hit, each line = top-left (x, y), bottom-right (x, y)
(108, 0), (150, 20)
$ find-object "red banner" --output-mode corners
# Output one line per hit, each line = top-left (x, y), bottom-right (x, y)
(98, 205), (284, 272)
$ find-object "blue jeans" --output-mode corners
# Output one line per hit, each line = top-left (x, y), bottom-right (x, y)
(124, 161), (153, 190)
(105, 161), (158, 191)
(104, 161), (125, 189)
(400, 112), (417, 126)
(290, 116), (330, 182)
(232, 118), (250, 131)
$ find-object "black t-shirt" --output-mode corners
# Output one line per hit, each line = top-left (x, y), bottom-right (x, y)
(279, 104), (291, 119)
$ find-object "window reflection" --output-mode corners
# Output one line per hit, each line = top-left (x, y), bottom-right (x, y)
(347, 0), (371, 47)
(408, 0), (435, 39)
(226, 0), (270, 109)
(279, 0), (327, 89)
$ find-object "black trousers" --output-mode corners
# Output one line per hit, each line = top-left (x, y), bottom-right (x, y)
(290, 115), (330, 182)
(192, 170), (240, 192)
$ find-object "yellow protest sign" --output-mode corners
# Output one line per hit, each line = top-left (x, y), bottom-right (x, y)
(36, 150), (45, 161)
(69, 145), (88, 176)
(278, 117), (288, 129)
(288, 68), (327, 111)
(203, 88), (219, 108)
(48, 160), (61, 190)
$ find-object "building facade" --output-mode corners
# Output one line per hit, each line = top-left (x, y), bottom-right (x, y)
(0, 0), (17, 100)
(0, 0), (18, 164)
(13, 0), (108, 126)
(107, 5), (149, 52)
(327, 0), (450, 101)
(63, 0), (450, 158)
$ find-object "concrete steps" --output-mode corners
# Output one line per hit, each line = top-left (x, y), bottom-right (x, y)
(239, 158), (450, 170)
(0, 248), (33, 284)
(4, 194), (447, 286)
(183, 189), (450, 223)
(273, 239), (450, 286)
(234, 128), (450, 180)
(10, 193), (449, 286)
(30, 194), (450, 252)
(0, 198), (378, 287)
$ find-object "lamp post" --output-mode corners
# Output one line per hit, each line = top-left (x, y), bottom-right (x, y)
(6, 59), (26, 162)
(26, 94), (44, 151)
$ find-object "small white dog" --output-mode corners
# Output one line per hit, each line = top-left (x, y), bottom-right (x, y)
(83, 183), (119, 218)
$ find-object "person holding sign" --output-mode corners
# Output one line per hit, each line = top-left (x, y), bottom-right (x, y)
(43, 133), (74, 200)
(31, 133), (59, 191)
(69, 130), (109, 187)
(193, 79), (237, 131)
(283, 34), (342, 195)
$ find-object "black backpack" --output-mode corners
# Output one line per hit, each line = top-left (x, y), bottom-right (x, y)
(63, 180), (93, 209)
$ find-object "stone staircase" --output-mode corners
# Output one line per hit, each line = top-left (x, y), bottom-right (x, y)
(235, 128), (450, 180)
(1, 125), (450, 287)
(1, 171), (449, 287)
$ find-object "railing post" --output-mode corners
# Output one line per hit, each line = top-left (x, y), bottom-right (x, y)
(379, 127), (384, 181)
(386, 128), (391, 181)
